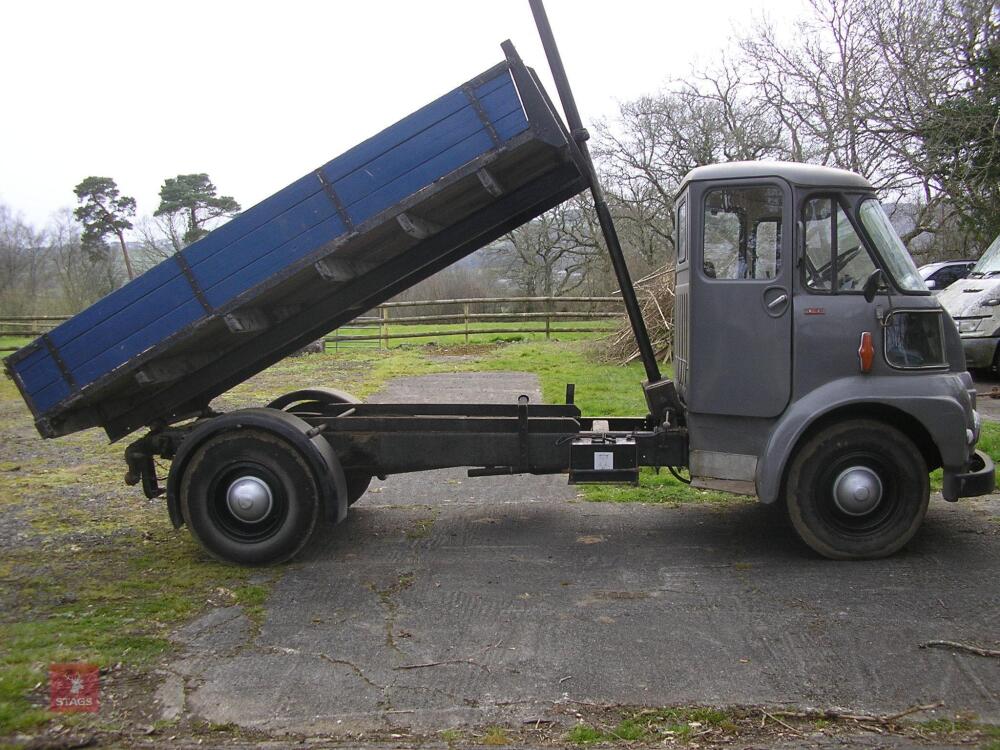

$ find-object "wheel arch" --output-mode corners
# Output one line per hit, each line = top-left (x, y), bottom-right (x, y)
(758, 401), (942, 505)
(166, 408), (348, 529)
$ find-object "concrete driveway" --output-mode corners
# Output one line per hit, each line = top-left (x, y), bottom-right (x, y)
(158, 372), (1000, 736)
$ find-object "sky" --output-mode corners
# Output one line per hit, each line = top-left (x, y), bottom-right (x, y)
(0, 0), (803, 228)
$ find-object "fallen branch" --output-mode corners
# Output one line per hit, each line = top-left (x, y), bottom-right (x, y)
(760, 710), (802, 734)
(769, 702), (943, 725)
(394, 659), (476, 670)
(920, 640), (1000, 658)
(884, 703), (946, 722)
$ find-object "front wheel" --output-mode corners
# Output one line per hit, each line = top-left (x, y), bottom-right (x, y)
(180, 428), (320, 565)
(785, 420), (929, 560)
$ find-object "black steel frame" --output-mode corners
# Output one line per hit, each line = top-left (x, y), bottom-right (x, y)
(125, 399), (689, 501)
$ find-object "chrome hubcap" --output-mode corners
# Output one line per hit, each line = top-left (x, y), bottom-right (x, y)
(225, 476), (274, 523)
(832, 466), (883, 516)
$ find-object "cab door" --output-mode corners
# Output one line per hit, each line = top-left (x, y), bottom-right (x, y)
(686, 179), (793, 418)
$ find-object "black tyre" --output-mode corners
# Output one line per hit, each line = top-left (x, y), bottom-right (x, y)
(180, 428), (320, 565)
(267, 388), (371, 505)
(785, 419), (929, 560)
(267, 387), (360, 416)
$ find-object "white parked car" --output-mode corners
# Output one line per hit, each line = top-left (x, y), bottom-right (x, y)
(918, 259), (976, 293)
(938, 234), (1000, 370)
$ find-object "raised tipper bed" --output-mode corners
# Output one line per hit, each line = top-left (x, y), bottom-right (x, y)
(5, 42), (587, 440)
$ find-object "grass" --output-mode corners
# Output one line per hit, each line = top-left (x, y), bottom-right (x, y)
(566, 724), (605, 744)
(581, 467), (751, 505)
(566, 707), (739, 744)
(0, 522), (252, 733)
(478, 340), (649, 415)
(481, 725), (510, 745)
(917, 719), (1000, 748)
(405, 516), (436, 540)
(0, 335), (31, 353)
(977, 421), (1000, 459)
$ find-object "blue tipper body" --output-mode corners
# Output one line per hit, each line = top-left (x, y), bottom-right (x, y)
(5, 43), (588, 440)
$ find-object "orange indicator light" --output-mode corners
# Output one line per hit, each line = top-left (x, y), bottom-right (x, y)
(858, 331), (874, 373)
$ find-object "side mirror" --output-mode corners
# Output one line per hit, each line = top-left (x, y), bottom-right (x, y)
(925, 279), (937, 290)
(863, 268), (884, 303)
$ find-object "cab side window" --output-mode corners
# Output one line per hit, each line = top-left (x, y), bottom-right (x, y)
(803, 197), (877, 292)
(676, 198), (688, 263)
(702, 186), (782, 280)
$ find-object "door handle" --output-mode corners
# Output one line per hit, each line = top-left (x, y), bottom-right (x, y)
(767, 293), (788, 309)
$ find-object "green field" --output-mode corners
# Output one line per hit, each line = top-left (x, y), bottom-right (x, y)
(0, 336), (30, 352)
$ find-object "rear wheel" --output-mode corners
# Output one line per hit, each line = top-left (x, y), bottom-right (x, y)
(785, 419), (929, 560)
(180, 428), (320, 565)
(267, 388), (372, 505)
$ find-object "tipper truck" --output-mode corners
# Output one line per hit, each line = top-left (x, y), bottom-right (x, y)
(5, 2), (994, 565)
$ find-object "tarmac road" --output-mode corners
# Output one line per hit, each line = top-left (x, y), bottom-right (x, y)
(158, 372), (1000, 736)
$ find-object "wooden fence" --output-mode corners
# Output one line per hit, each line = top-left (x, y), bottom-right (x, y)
(0, 296), (624, 353)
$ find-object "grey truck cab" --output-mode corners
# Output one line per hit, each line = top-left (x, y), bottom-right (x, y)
(673, 162), (993, 558)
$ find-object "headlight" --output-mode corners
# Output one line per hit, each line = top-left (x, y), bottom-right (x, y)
(958, 318), (985, 333)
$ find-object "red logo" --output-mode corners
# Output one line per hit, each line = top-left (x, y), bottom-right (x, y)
(50, 663), (99, 713)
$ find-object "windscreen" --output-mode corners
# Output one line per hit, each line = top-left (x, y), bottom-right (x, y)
(858, 200), (926, 292)
(969, 233), (1000, 277)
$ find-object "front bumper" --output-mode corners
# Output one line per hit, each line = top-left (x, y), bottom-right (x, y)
(961, 335), (1000, 369)
(942, 449), (996, 501)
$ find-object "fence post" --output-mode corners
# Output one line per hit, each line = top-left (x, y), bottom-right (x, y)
(380, 306), (389, 349)
(463, 303), (470, 344)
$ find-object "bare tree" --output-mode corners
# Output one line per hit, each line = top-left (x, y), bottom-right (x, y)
(488, 198), (604, 300)
(737, 0), (998, 249)
(390, 262), (498, 317)
(133, 214), (185, 272)
(594, 70), (784, 271)
(0, 204), (47, 316)
(49, 209), (122, 311)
